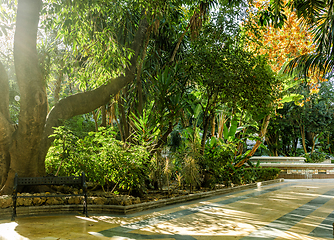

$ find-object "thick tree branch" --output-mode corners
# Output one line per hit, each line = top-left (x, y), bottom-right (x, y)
(40, 15), (149, 160)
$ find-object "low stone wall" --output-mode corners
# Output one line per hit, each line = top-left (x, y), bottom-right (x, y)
(250, 156), (306, 163)
(0, 192), (140, 209)
(260, 163), (334, 179)
(0, 178), (284, 220)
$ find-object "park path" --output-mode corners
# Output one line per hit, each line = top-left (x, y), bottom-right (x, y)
(1, 179), (334, 239)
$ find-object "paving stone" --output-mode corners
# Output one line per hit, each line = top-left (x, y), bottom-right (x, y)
(5, 179), (334, 239)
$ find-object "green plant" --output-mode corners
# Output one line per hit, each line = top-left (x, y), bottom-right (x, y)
(172, 126), (203, 191)
(303, 151), (328, 163)
(221, 166), (280, 186)
(46, 126), (151, 194)
(149, 153), (175, 192)
(183, 156), (201, 193)
(130, 108), (160, 148)
(253, 168), (281, 181)
(200, 137), (236, 188)
(175, 172), (183, 188)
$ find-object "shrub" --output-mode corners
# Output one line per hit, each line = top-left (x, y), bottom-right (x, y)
(46, 126), (150, 193)
(200, 137), (236, 188)
(183, 156), (201, 192)
(252, 168), (281, 181)
(195, 137), (280, 187)
(303, 152), (328, 163)
(221, 167), (280, 186)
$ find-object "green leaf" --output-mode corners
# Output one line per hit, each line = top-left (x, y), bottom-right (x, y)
(279, 94), (304, 104)
(228, 117), (238, 138)
(194, 104), (201, 118)
(223, 123), (229, 140)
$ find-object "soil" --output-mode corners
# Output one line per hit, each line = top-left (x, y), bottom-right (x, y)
(88, 181), (227, 204)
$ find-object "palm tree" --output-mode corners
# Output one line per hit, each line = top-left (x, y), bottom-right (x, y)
(262, 0), (334, 78)
(286, 0), (334, 78)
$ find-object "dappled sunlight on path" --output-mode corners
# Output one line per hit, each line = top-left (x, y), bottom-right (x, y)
(1, 180), (334, 239)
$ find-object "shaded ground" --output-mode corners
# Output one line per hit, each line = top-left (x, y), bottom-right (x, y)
(1, 179), (334, 240)
(0, 180), (228, 208)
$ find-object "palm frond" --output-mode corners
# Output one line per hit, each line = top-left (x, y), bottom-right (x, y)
(285, 0), (334, 77)
(284, 53), (334, 78)
(310, 4), (334, 55)
(289, 0), (326, 24)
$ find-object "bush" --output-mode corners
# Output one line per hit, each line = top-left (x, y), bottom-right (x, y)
(220, 167), (280, 186)
(183, 156), (201, 192)
(303, 152), (328, 163)
(197, 138), (280, 187)
(199, 138), (236, 187)
(46, 126), (150, 193)
(252, 168), (281, 181)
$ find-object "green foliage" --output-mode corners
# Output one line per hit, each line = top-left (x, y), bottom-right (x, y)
(172, 126), (202, 189)
(267, 80), (334, 156)
(220, 166), (280, 186)
(168, 130), (182, 152)
(199, 135), (280, 187)
(253, 168), (281, 181)
(183, 156), (201, 192)
(130, 108), (160, 147)
(150, 153), (175, 191)
(303, 152), (328, 163)
(64, 115), (96, 136)
(174, 131), (280, 190)
(46, 126), (150, 192)
(188, 35), (280, 120)
(200, 137), (236, 187)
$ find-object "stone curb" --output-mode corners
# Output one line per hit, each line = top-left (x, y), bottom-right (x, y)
(0, 178), (284, 220)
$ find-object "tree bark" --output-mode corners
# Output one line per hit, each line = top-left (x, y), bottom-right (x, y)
(0, 62), (14, 190)
(200, 93), (216, 155)
(211, 112), (216, 138)
(1, 0), (46, 195)
(300, 125), (307, 154)
(218, 112), (225, 139)
(101, 105), (107, 127)
(118, 91), (130, 141)
(136, 26), (152, 116)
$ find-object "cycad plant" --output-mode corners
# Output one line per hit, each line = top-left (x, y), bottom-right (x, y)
(183, 156), (201, 193)
(180, 127), (202, 193)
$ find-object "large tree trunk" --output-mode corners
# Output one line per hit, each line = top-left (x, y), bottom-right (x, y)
(0, 63), (14, 189)
(1, 0), (47, 195)
(0, 0), (149, 195)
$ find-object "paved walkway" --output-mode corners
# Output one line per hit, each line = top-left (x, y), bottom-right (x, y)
(1, 179), (334, 239)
